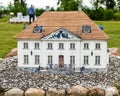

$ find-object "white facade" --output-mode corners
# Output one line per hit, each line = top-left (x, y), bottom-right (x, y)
(17, 28), (109, 71)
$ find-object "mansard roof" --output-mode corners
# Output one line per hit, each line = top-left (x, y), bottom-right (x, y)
(16, 11), (109, 40)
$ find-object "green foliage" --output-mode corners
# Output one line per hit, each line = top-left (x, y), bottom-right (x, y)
(90, 0), (116, 10)
(83, 7), (117, 20)
(118, 0), (120, 10)
(0, 10), (2, 18)
(106, 0), (116, 9)
(35, 7), (56, 17)
(114, 11), (120, 20)
(7, 2), (14, 13)
(0, 16), (9, 22)
(7, 0), (27, 16)
(36, 8), (45, 17)
(90, 0), (104, 10)
(57, 0), (82, 11)
(104, 9), (114, 20)
(88, 0), (119, 20)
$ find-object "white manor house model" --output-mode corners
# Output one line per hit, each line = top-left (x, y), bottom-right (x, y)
(16, 11), (109, 72)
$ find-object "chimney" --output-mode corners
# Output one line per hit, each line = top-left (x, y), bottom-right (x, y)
(46, 6), (50, 12)
(78, 5), (82, 11)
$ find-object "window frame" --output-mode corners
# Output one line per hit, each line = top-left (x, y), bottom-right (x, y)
(48, 55), (53, 64)
(95, 43), (101, 50)
(34, 43), (40, 49)
(35, 55), (40, 64)
(70, 43), (75, 50)
(59, 43), (64, 50)
(48, 43), (53, 49)
(70, 56), (75, 65)
(84, 43), (89, 50)
(83, 56), (89, 65)
(24, 55), (29, 64)
(95, 56), (100, 65)
(23, 43), (28, 49)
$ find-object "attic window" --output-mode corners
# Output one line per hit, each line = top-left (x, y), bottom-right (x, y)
(82, 26), (91, 33)
(99, 24), (104, 30)
(33, 25), (43, 33)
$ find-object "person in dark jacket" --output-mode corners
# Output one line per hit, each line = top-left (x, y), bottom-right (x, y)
(27, 5), (35, 24)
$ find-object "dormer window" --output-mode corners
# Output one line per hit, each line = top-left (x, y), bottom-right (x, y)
(33, 25), (43, 33)
(82, 26), (91, 33)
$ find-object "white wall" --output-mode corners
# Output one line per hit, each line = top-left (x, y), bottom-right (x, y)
(18, 39), (81, 68)
(17, 39), (109, 69)
(80, 40), (109, 68)
(41, 40), (81, 67)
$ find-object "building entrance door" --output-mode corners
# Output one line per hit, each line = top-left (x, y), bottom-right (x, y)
(59, 55), (64, 68)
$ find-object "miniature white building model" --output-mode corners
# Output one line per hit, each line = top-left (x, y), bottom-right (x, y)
(16, 11), (109, 71)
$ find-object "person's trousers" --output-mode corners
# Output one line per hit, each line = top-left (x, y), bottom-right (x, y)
(29, 14), (35, 24)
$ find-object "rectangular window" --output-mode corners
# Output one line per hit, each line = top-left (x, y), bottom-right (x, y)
(84, 43), (89, 50)
(23, 43), (28, 49)
(35, 55), (40, 64)
(34, 43), (40, 49)
(48, 43), (53, 49)
(83, 56), (89, 65)
(70, 43), (75, 50)
(95, 56), (100, 65)
(95, 43), (100, 50)
(24, 55), (29, 64)
(48, 55), (53, 64)
(59, 43), (64, 49)
(70, 56), (75, 65)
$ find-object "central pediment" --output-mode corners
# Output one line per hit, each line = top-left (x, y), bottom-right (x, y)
(42, 28), (80, 40)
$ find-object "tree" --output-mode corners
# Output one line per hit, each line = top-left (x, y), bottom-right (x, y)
(90, 0), (116, 9)
(36, 8), (44, 17)
(20, 0), (27, 15)
(90, 0), (104, 10)
(57, 0), (83, 11)
(105, 0), (116, 9)
(8, 0), (27, 16)
(0, 4), (8, 17)
(7, 2), (14, 13)
(117, 0), (120, 10)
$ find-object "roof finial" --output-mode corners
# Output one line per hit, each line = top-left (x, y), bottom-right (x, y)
(78, 5), (82, 11)
(78, 0), (82, 11)
(46, 6), (50, 12)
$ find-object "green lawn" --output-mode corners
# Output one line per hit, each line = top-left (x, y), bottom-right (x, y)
(95, 21), (120, 48)
(0, 21), (23, 58)
(0, 20), (120, 58)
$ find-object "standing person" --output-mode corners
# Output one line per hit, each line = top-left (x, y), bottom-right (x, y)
(27, 5), (35, 24)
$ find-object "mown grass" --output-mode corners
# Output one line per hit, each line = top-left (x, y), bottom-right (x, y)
(0, 20), (120, 58)
(0, 21), (23, 58)
(95, 21), (120, 48)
